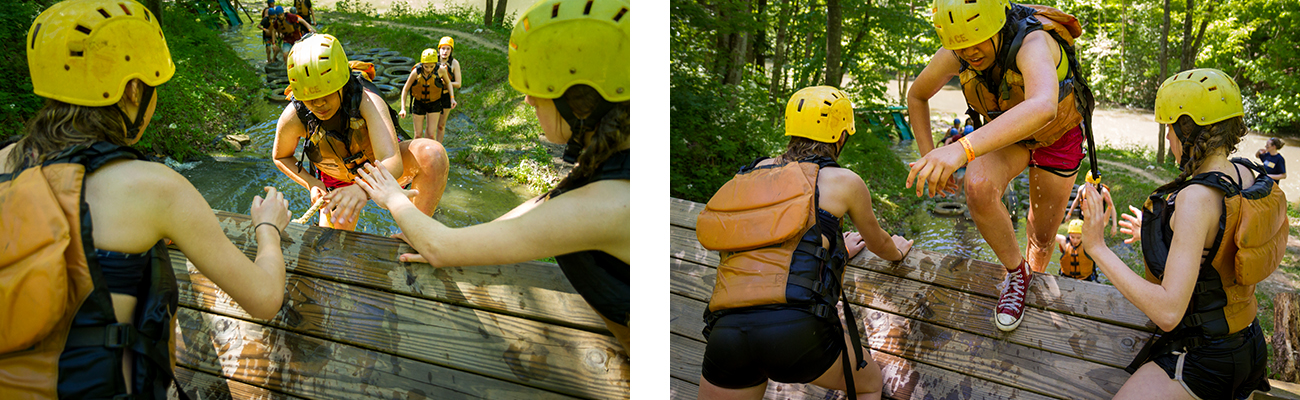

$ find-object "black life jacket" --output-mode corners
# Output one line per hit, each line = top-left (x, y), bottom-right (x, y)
(553, 150), (631, 326)
(0, 142), (182, 400)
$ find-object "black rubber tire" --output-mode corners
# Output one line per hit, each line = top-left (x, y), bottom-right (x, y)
(932, 201), (968, 216)
(388, 75), (410, 88)
(265, 77), (291, 89)
(359, 47), (387, 56)
(374, 50), (401, 58)
(266, 88), (290, 102)
(374, 84), (399, 99)
(350, 55), (376, 64)
(380, 56), (414, 67)
(384, 67), (413, 79)
(263, 62), (285, 73)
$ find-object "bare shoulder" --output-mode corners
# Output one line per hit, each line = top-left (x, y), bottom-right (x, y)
(93, 159), (192, 194)
(1172, 184), (1224, 221)
(819, 167), (867, 192)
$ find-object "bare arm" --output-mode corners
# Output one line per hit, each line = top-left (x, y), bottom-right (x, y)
(271, 105), (326, 193)
(356, 163), (629, 266)
(959, 31), (1059, 157)
(1080, 183), (1209, 331)
(399, 70), (416, 115)
(359, 89), (402, 177)
(297, 18), (315, 33)
(907, 48), (961, 156)
(450, 60), (463, 89)
(440, 66), (457, 108)
(826, 169), (909, 261)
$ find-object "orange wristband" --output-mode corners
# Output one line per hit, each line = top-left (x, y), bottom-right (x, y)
(959, 137), (976, 162)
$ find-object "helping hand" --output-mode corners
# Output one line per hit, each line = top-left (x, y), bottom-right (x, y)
(906, 144), (966, 198)
(891, 235), (914, 261)
(355, 162), (419, 211)
(251, 186), (291, 233)
(1118, 205), (1143, 244)
(391, 232), (429, 263)
(1079, 183), (1108, 250)
(323, 184), (368, 226)
(843, 232), (866, 259)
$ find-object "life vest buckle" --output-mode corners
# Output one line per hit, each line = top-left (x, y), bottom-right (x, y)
(810, 304), (831, 318)
(104, 323), (133, 349)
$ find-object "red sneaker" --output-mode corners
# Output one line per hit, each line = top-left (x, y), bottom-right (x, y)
(995, 261), (1032, 332)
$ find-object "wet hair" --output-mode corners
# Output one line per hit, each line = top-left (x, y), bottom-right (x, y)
(6, 99), (133, 171)
(1154, 115), (1247, 193)
(1269, 137), (1285, 150)
(779, 136), (841, 163)
(545, 85), (630, 199)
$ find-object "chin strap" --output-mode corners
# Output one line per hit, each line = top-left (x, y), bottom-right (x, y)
(553, 96), (615, 164)
(116, 84), (156, 141)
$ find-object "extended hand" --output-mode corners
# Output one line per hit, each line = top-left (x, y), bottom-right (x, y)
(906, 144), (966, 198)
(891, 235), (914, 261)
(324, 184), (368, 226)
(251, 186), (291, 232)
(1079, 183), (1108, 249)
(1118, 205), (1143, 244)
(391, 232), (429, 263)
(355, 162), (418, 211)
(843, 231), (866, 259)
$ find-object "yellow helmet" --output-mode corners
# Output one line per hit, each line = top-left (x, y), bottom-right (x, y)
(287, 34), (351, 101)
(438, 36), (454, 49)
(785, 86), (855, 143)
(932, 0), (1009, 50)
(420, 48), (438, 64)
(1154, 68), (1244, 126)
(27, 0), (174, 107)
(508, 0), (629, 102)
(1068, 219), (1083, 234)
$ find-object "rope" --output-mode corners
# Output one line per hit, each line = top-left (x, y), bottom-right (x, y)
(291, 197), (326, 225)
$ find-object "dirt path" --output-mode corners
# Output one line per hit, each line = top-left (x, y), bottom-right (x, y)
(325, 14), (507, 53)
(1095, 158), (1167, 185)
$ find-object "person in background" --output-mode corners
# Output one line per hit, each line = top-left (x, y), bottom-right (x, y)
(259, 0), (279, 63)
(1055, 219), (1096, 281)
(432, 36), (462, 142)
(1256, 137), (1286, 181)
(268, 6), (314, 66)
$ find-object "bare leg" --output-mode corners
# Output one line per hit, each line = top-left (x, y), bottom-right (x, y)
(964, 144), (1032, 271)
(1114, 362), (1195, 400)
(1023, 167), (1076, 273)
(436, 108), (450, 142)
(412, 114), (426, 139)
(597, 313), (629, 355)
(806, 341), (884, 399)
(397, 139), (449, 216)
(425, 111), (441, 141)
(697, 376), (768, 400)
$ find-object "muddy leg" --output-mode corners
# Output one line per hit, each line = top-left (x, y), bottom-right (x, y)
(397, 139), (449, 216)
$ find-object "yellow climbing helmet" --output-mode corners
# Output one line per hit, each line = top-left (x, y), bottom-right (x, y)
(27, 0), (174, 107)
(1068, 219), (1083, 234)
(932, 0), (1010, 50)
(784, 86), (855, 143)
(438, 36), (454, 49)
(420, 48), (438, 64)
(286, 33), (351, 101)
(1154, 68), (1244, 126)
(508, 0), (629, 102)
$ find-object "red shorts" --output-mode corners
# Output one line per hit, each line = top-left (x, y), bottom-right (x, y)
(317, 171), (354, 190)
(1027, 125), (1084, 177)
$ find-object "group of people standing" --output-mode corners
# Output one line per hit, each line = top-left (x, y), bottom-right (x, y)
(696, 0), (1288, 399)
(259, 0), (315, 64)
(0, 0), (628, 398)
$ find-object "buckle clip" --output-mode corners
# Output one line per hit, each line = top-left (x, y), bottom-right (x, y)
(810, 304), (830, 318)
(104, 323), (131, 349)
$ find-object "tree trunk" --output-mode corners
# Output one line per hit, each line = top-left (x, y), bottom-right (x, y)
(1179, 0), (1194, 70)
(144, 0), (163, 25)
(1187, 2), (1214, 68)
(493, 0), (508, 26)
(1270, 292), (1300, 382)
(769, 0), (792, 106)
(753, 0), (767, 72)
(1157, 0), (1171, 164)
(824, 0), (843, 87)
(484, 0), (494, 26)
(725, 32), (749, 85)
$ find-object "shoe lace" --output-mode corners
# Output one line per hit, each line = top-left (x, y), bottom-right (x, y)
(998, 271), (1026, 312)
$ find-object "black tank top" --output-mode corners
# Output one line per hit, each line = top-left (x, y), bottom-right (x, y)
(552, 150), (630, 324)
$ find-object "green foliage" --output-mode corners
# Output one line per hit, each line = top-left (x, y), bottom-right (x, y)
(837, 123), (922, 229)
(1, 1), (261, 161)
(333, 0), (378, 17)
(669, 74), (781, 203)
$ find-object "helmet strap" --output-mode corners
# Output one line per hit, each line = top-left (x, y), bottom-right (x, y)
(553, 96), (615, 164)
(117, 83), (156, 143)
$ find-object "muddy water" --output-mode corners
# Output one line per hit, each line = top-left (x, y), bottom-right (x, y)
(887, 80), (1300, 202)
(175, 23), (534, 237)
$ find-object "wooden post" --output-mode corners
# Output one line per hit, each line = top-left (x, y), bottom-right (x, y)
(1272, 292), (1300, 382)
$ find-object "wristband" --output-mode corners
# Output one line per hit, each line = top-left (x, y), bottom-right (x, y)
(254, 222), (281, 236)
(959, 137), (976, 162)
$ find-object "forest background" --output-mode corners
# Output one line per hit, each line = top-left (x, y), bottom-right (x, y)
(670, 0), (1300, 222)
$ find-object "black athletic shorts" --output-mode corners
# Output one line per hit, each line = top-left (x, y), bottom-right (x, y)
(701, 308), (844, 389)
(437, 91), (453, 110)
(1152, 321), (1270, 400)
(410, 99), (443, 116)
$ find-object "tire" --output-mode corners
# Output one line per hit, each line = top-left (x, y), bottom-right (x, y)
(374, 84), (399, 99)
(374, 50), (401, 58)
(380, 56), (414, 67)
(265, 77), (290, 89)
(266, 88), (290, 102)
(384, 67), (412, 79)
(359, 47), (387, 56)
(932, 201), (968, 216)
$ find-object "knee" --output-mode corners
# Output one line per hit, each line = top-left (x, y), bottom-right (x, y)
(965, 175), (1003, 206)
(410, 139), (449, 168)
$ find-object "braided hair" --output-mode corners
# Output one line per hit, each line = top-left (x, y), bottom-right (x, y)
(1154, 115), (1247, 194)
(545, 84), (630, 199)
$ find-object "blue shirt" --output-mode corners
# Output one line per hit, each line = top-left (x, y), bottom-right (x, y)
(1259, 152), (1286, 176)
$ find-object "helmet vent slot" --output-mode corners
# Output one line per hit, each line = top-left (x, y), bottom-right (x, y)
(75, 25), (92, 35)
(30, 23), (40, 49)
(97, 8), (111, 18)
(70, 50), (83, 57)
(322, 68), (332, 76)
(1200, 76), (1209, 83)
(824, 100), (833, 106)
(964, 0), (978, 3)
(1208, 86), (1218, 92)
(948, 12), (954, 24)
(613, 7), (627, 22)
(967, 13), (980, 22)
(583, 0), (593, 15)
(119, 3), (132, 15)
(797, 99), (805, 112)
(552, 3), (560, 18)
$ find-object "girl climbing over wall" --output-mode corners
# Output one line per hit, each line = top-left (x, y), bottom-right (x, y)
(1, 1), (292, 397)
(1078, 68), (1286, 400)
(355, 0), (630, 352)
(904, 0), (1095, 333)
(271, 34), (450, 231)
(692, 86), (914, 400)
(398, 48), (455, 140)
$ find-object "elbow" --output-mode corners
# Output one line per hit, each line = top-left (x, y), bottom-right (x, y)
(1152, 309), (1185, 332)
(247, 289), (285, 320)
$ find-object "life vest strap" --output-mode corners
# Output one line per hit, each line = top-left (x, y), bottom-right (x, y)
(64, 323), (138, 349)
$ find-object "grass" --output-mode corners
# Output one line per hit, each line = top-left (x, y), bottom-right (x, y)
(318, 15), (558, 192)
(841, 122), (925, 232)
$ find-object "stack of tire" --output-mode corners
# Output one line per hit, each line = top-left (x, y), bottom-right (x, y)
(264, 61), (290, 103)
(350, 47), (416, 101)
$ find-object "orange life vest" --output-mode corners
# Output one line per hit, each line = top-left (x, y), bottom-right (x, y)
(1058, 238), (1095, 280)
(959, 4), (1087, 149)
(410, 63), (444, 102)
(0, 142), (181, 399)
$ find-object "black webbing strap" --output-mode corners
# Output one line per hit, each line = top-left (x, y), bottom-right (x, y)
(65, 323), (138, 349)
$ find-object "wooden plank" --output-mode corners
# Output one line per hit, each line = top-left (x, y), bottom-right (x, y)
(669, 376), (699, 400)
(171, 253), (630, 400)
(670, 247), (1150, 368)
(670, 293), (1126, 398)
(670, 198), (1156, 331)
(669, 332), (1049, 400)
(208, 210), (609, 333)
(173, 307), (580, 400)
(175, 366), (308, 400)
